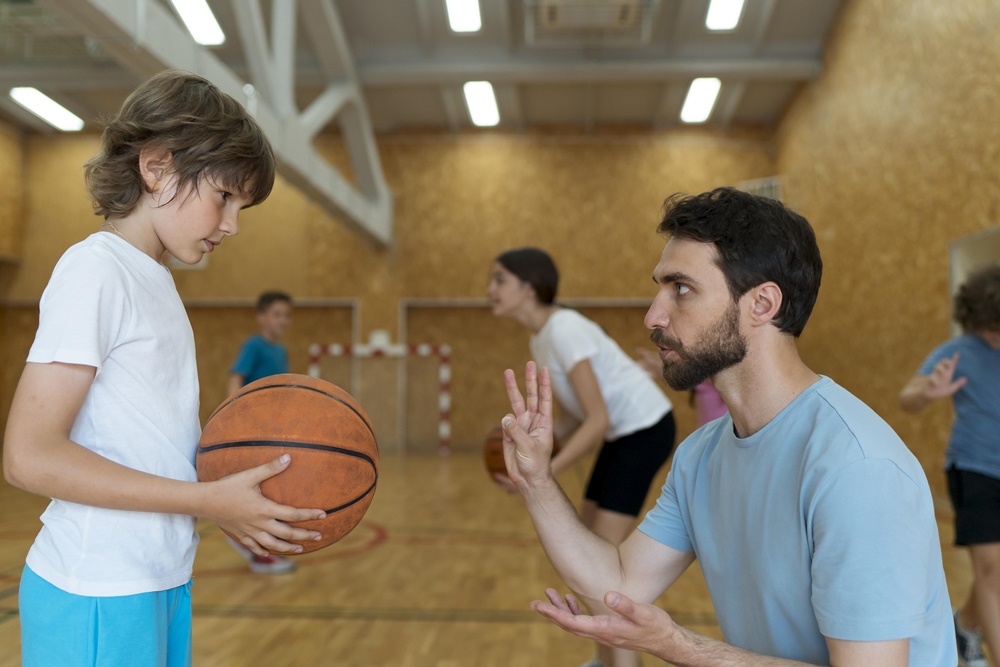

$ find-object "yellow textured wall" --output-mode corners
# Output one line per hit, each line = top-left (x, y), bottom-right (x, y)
(776, 0), (1000, 500)
(0, 119), (23, 261)
(3, 0), (992, 488)
(0, 129), (774, 441)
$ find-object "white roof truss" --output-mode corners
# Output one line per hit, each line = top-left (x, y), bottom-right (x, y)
(35, 0), (394, 246)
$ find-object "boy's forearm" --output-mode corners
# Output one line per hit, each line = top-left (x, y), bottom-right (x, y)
(227, 373), (244, 396)
(7, 434), (204, 515)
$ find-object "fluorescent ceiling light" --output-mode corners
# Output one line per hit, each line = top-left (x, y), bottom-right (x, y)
(705, 0), (745, 30)
(168, 0), (225, 45)
(9, 88), (84, 131)
(445, 0), (482, 32)
(463, 81), (500, 127)
(680, 78), (721, 124)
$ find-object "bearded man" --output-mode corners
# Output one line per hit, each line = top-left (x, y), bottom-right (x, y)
(500, 187), (955, 667)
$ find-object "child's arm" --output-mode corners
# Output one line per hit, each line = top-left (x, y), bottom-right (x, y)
(548, 359), (609, 478)
(899, 352), (967, 413)
(3, 361), (326, 555)
(227, 372), (245, 397)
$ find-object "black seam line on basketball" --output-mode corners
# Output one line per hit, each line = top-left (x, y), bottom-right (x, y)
(197, 440), (376, 469)
(325, 480), (377, 514)
(196, 440), (377, 513)
(206, 383), (375, 440)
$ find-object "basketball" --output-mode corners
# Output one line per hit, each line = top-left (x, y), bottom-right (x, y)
(483, 425), (559, 477)
(197, 373), (379, 554)
(483, 425), (507, 476)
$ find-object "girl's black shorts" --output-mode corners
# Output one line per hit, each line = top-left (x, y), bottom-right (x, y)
(584, 412), (677, 517)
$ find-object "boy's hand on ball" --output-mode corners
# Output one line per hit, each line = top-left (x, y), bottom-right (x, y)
(207, 454), (326, 555)
(502, 362), (556, 488)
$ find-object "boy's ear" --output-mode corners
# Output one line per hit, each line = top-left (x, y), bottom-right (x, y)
(138, 145), (173, 191)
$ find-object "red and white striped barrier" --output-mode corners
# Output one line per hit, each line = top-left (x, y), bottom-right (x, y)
(308, 342), (452, 449)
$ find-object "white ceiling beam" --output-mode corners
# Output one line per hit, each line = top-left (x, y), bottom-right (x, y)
(35, 0), (393, 246)
(299, 0), (358, 80)
(271, 0), (296, 108)
(294, 0), (390, 208)
(359, 58), (823, 86)
(299, 83), (352, 137)
(230, 0), (296, 119)
(231, 1), (276, 106)
(300, 6), (346, 78)
(2, 56), (821, 91)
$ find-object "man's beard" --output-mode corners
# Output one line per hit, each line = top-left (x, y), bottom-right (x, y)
(650, 302), (748, 391)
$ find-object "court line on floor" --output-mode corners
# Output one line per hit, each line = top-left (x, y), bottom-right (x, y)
(190, 603), (719, 627)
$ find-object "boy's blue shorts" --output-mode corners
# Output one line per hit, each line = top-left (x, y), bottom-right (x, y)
(19, 564), (192, 667)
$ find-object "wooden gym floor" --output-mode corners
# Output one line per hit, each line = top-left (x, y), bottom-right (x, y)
(0, 449), (976, 666)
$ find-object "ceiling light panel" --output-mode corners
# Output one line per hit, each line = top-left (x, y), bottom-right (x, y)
(705, 0), (745, 30)
(446, 0), (482, 32)
(680, 78), (721, 123)
(168, 0), (226, 45)
(463, 81), (500, 127)
(9, 87), (84, 131)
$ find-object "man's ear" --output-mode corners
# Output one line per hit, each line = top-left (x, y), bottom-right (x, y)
(138, 145), (173, 191)
(746, 282), (783, 327)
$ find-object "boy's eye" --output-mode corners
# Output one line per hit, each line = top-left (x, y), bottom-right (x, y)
(676, 284), (691, 296)
(220, 191), (231, 200)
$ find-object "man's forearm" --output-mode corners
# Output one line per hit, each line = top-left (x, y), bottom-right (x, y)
(657, 627), (822, 667)
(520, 475), (624, 603)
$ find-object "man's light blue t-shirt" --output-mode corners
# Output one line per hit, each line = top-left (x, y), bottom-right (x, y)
(231, 334), (288, 386)
(638, 377), (954, 665)
(919, 333), (1000, 480)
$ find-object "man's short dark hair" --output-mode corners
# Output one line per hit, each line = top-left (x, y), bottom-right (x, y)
(657, 187), (823, 337)
(954, 265), (1000, 333)
(256, 291), (292, 313)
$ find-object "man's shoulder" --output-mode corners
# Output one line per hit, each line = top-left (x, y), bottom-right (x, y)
(807, 379), (923, 474)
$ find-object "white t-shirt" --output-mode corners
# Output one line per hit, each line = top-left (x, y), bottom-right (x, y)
(530, 308), (672, 441)
(25, 233), (201, 597)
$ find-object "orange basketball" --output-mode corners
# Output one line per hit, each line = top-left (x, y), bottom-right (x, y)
(197, 373), (379, 554)
(483, 425), (507, 477)
(483, 425), (559, 477)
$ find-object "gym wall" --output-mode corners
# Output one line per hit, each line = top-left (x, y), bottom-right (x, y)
(0, 129), (774, 447)
(774, 0), (1000, 502)
(3, 0), (998, 505)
